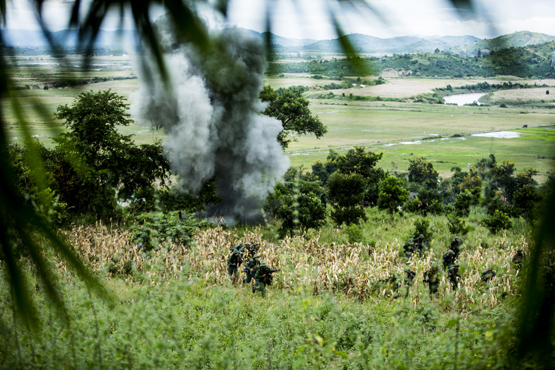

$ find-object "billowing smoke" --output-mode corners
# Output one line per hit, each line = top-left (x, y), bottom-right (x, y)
(130, 24), (289, 225)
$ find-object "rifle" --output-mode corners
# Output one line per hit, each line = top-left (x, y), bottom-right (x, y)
(259, 269), (280, 285)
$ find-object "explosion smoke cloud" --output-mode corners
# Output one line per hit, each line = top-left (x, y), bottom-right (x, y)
(131, 25), (289, 225)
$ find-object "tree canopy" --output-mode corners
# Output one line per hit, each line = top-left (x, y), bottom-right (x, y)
(260, 85), (327, 149)
(51, 90), (171, 218)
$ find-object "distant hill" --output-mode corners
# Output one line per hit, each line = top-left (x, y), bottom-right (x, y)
(2, 29), (137, 48)
(241, 29), (316, 48)
(297, 33), (481, 54)
(450, 31), (555, 56)
(4, 28), (553, 59)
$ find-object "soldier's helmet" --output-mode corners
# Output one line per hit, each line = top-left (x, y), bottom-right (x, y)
(254, 254), (260, 258)
(233, 249), (241, 254)
(454, 262), (460, 267)
(244, 241), (251, 246)
(405, 267), (412, 273)
(259, 262), (267, 267)
(517, 249), (523, 253)
(418, 234), (425, 239)
(455, 236), (463, 244)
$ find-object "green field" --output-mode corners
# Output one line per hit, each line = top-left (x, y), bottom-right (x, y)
(3, 56), (555, 182)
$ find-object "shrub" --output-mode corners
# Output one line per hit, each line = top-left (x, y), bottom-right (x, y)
(448, 216), (470, 236)
(276, 193), (327, 237)
(454, 188), (479, 217)
(344, 223), (364, 244)
(404, 197), (422, 213)
(482, 210), (512, 234)
(131, 211), (211, 250)
(427, 199), (445, 215)
(411, 218), (433, 244)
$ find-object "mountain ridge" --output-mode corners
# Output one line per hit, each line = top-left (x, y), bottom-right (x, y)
(2, 28), (554, 57)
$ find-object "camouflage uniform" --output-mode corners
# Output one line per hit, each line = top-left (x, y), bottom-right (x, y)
(423, 265), (440, 295)
(442, 249), (456, 270)
(450, 236), (464, 259)
(244, 243), (259, 260)
(447, 263), (461, 291)
(402, 268), (416, 298)
(227, 250), (242, 283)
(403, 242), (416, 258)
(413, 234), (426, 257)
(230, 243), (245, 254)
(254, 262), (272, 298)
(383, 274), (400, 292)
(243, 254), (261, 283)
(512, 250), (524, 270)
(481, 269), (496, 283)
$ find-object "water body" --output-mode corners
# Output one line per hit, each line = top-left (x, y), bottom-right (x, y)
(472, 131), (521, 139)
(444, 93), (487, 106)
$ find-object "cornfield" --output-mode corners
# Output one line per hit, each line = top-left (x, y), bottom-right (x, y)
(62, 223), (526, 313)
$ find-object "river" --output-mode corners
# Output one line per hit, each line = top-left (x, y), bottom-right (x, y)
(443, 92), (487, 106)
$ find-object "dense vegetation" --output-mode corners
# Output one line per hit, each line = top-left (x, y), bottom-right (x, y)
(1, 177), (553, 368)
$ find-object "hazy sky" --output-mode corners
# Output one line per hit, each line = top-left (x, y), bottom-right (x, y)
(5, 0), (555, 40)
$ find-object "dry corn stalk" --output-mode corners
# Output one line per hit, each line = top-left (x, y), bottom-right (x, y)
(61, 224), (525, 310)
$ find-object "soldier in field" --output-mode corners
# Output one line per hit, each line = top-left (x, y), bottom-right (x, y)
(447, 263), (461, 291)
(423, 264), (440, 296)
(227, 249), (243, 284)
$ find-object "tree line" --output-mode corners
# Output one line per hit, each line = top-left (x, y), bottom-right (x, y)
(267, 41), (555, 79)
(264, 147), (551, 238)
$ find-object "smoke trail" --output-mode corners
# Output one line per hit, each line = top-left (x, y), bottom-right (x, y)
(131, 25), (289, 225)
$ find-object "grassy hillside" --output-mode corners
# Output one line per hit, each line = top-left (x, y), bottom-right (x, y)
(452, 31), (555, 56)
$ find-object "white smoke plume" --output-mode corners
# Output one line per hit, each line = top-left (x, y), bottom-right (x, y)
(131, 24), (289, 224)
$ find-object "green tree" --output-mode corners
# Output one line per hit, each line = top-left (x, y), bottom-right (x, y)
(260, 85), (327, 149)
(408, 157), (439, 189)
(275, 192), (327, 237)
(311, 149), (340, 184)
(328, 172), (367, 225)
(512, 184), (541, 220)
(459, 169), (483, 192)
(265, 168), (327, 237)
(454, 188), (480, 217)
(53, 90), (171, 219)
(336, 146), (385, 205)
(483, 210), (512, 234)
(378, 175), (409, 214)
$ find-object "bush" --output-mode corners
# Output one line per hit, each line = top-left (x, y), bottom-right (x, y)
(448, 216), (470, 236)
(404, 197), (422, 213)
(130, 211), (211, 250)
(454, 189), (479, 217)
(427, 199), (445, 215)
(482, 210), (512, 234)
(411, 218), (434, 244)
(344, 223), (364, 244)
(276, 193), (327, 237)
